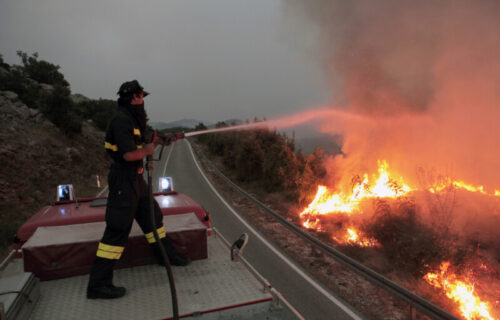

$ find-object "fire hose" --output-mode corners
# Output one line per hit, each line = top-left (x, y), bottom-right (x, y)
(142, 127), (244, 319)
(145, 129), (184, 320)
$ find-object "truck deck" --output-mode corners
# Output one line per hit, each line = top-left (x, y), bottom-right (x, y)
(2, 230), (297, 320)
(1, 191), (302, 320)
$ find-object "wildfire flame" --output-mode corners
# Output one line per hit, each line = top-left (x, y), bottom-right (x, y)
(336, 227), (379, 247)
(428, 178), (500, 198)
(300, 160), (500, 233)
(424, 262), (494, 320)
(298, 160), (499, 315)
(300, 160), (411, 217)
(299, 160), (408, 246)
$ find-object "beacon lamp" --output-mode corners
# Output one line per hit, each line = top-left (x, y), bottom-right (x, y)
(159, 177), (173, 192)
(57, 184), (74, 201)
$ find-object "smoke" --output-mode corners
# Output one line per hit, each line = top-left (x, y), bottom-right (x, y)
(284, 0), (500, 191)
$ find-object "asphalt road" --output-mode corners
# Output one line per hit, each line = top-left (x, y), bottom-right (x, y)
(152, 140), (365, 320)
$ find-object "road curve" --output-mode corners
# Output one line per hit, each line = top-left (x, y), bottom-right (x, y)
(153, 140), (364, 320)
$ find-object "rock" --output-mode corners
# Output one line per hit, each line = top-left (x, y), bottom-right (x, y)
(2, 91), (18, 101)
(39, 83), (54, 91)
(1, 104), (18, 116)
(0, 95), (8, 108)
(71, 93), (90, 104)
(0, 67), (9, 77)
(34, 113), (45, 123)
(28, 108), (39, 117)
(15, 104), (31, 119)
(40, 118), (55, 129)
(14, 101), (25, 108)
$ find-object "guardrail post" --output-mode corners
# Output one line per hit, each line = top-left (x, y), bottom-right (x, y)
(0, 302), (5, 320)
(410, 300), (416, 320)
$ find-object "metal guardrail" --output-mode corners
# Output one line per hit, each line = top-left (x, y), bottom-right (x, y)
(192, 142), (460, 320)
(0, 251), (16, 271)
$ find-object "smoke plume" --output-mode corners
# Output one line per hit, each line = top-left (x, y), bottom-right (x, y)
(284, 0), (500, 191)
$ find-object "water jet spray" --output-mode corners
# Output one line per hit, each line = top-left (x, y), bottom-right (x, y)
(184, 107), (368, 137)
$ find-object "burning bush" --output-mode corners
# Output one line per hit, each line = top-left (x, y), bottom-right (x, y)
(363, 198), (450, 277)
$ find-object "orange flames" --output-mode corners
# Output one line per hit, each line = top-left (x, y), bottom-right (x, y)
(424, 262), (494, 320)
(300, 160), (411, 217)
(429, 180), (500, 197)
(298, 159), (499, 318)
(299, 160), (500, 235)
(299, 160), (409, 246)
(335, 227), (379, 247)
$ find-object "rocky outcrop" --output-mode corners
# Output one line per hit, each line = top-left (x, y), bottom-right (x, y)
(70, 93), (90, 104)
(0, 90), (52, 129)
(0, 88), (110, 250)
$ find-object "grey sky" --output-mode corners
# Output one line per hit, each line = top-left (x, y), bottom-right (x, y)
(0, 0), (330, 124)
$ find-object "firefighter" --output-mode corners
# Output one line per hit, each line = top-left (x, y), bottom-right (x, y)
(87, 80), (190, 300)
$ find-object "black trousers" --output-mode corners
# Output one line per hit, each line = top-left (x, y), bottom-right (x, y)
(88, 164), (175, 289)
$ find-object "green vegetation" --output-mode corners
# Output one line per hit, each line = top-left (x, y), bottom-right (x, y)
(75, 99), (117, 131)
(16, 51), (69, 87)
(195, 121), (327, 205)
(0, 51), (116, 135)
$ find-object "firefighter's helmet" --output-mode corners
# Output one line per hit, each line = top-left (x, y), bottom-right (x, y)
(117, 80), (149, 97)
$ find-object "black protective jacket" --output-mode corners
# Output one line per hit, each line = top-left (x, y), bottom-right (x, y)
(104, 106), (145, 169)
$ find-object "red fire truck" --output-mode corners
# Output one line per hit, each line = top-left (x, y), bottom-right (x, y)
(0, 186), (303, 319)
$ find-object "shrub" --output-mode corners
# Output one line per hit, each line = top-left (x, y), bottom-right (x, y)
(0, 54), (9, 69)
(76, 99), (117, 131)
(17, 51), (69, 87)
(365, 199), (448, 276)
(199, 126), (326, 203)
(41, 85), (82, 136)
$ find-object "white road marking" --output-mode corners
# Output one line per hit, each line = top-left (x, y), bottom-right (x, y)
(96, 186), (108, 197)
(184, 140), (362, 320)
(161, 143), (175, 178)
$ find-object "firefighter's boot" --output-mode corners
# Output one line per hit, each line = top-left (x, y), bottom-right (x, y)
(87, 284), (126, 299)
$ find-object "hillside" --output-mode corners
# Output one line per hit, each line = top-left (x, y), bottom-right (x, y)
(150, 118), (212, 130)
(0, 61), (111, 259)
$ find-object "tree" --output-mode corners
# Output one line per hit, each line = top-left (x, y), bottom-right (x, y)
(194, 122), (207, 131)
(41, 85), (82, 136)
(0, 54), (10, 69)
(17, 51), (69, 87)
(76, 99), (117, 131)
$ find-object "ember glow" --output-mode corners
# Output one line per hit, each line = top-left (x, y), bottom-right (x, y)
(336, 227), (379, 247)
(424, 262), (494, 320)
